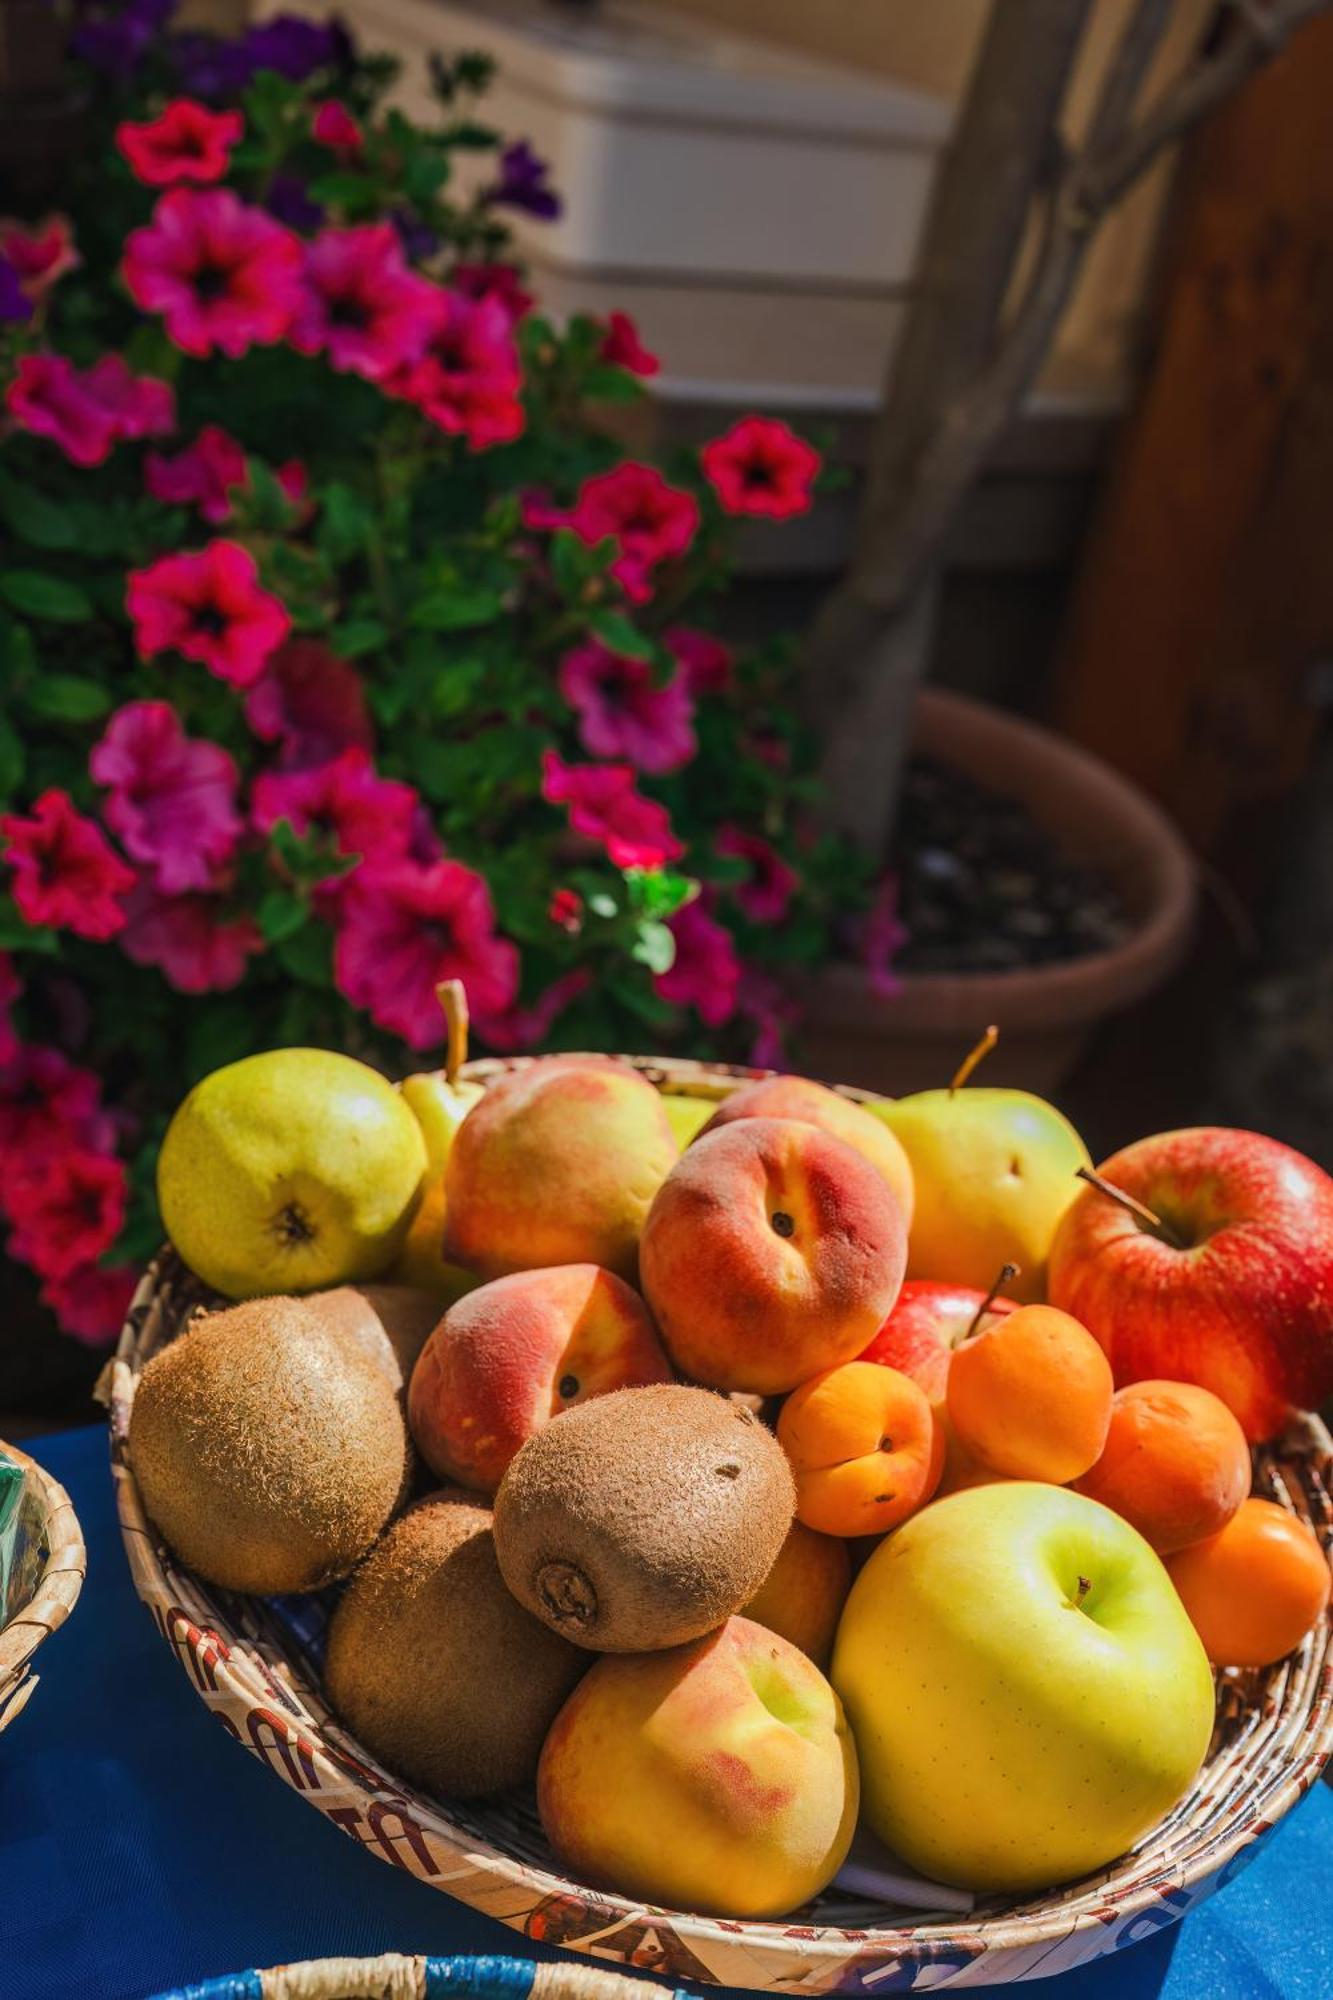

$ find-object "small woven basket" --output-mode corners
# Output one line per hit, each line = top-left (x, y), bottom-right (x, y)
(147, 1949), (690, 2000)
(110, 1055), (1333, 1993)
(0, 1437), (86, 1733)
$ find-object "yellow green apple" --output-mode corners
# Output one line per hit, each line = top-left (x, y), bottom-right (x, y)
(832, 1482), (1215, 1893)
(158, 1047), (427, 1298)
(538, 1614), (859, 1917)
(874, 1031), (1089, 1300)
(661, 1091), (716, 1149)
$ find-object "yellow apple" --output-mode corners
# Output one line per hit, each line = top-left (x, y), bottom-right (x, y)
(661, 1092), (716, 1149)
(833, 1483), (1215, 1893)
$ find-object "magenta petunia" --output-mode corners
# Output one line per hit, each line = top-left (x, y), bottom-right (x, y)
(0, 1044), (110, 1167)
(666, 624), (733, 695)
(243, 637), (374, 769)
(145, 425), (247, 523)
(90, 700), (244, 894)
(0, 215), (79, 304)
(6, 354), (118, 466)
(312, 100), (362, 155)
(391, 288), (524, 449)
(119, 882), (263, 993)
(701, 414), (821, 519)
(859, 873), (908, 999)
(540, 750), (683, 870)
(122, 188), (304, 359)
(601, 310), (659, 377)
(452, 261), (533, 325)
(0, 953), (19, 1064)
(291, 224), (440, 382)
(6, 1148), (128, 1282)
(567, 463), (699, 602)
(83, 354), (177, 440)
(332, 857), (520, 1049)
(476, 969), (592, 1052)
(547, 886), (583, 935)
(1, 790), (134, 940)
(40, 1260), (138, 1346)
(558, 639), (695, 774)
(126, 540), (290, 688)
(716, 823), (799, 925)
(116, 99), (244, 185)
(252, 747), (417, 870)
(653, 896), (741, 1026)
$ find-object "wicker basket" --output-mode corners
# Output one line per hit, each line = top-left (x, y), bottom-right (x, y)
(0, 1437), (86, 1733)
(146, 1950), (692, 2000)
(110, 1056), (1333, 1993)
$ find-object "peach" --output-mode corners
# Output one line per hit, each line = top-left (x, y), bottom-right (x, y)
(933, 1406), (1005, 1498)
(947, 1303), (1113, 1484)
(407, 1264), (672, 1493)
(702, 1077), (914, 1227)
(778, 1361), (942, 1539)
(537, 1614), (859, 1918)
(442, 1057), (677, 1282)
(743, 1521), (852, 1668)
(1075, 1380), (1251, 1554)
(1167, 1497), (1330, 1668)
(641, 1119), (907, 1395)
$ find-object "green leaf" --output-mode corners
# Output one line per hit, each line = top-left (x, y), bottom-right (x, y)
(588, 610), (656, 661)
(318, 483), (374, 562)
(186, 999), (259, 1081)
(631, 920), (676, 976)
(409, 590), (504, 632)
(331, 617), (388, 658)
(0, 899), (58, 951)
(20, 675), (113, 724)
(0, 712), (22, 800)
(275, 923), (333, 987)
(0, 571), (93, 622)
(581, 364), (648, 404)
(0, 476), (78, 551)
(257, 888), (309, 943)
(626, 869), (695, 921)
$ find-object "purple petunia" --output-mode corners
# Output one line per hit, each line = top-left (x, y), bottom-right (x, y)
(0, 256), (32, 324)
(265, 172), (326, 234)
(485, 140), (561, 222)
(72, 0), (176, 78)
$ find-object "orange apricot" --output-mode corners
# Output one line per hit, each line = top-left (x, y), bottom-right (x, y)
(1074, 1380), (1251, 1554)
(777, 1360), (942, 1539)
(743, 1521), (852, 1667)
(1166, 1497), (1330, 1668)
(946, 1303), (1112, 1484)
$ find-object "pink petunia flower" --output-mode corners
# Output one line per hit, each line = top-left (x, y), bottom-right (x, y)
(653, 897), (741, 1027)
(558, 639), (695, 774)
(0, 1045), (110, 1168)
(567, 463), (699, 602)
(1, 791), (134, 940)
(601, 311), (659, 377)
(666, 624), (733, 696)
(0, 953), (19, 1064)
(332, 857), (520, 1049)
(452, 261), (533, 324)
(6, 1148), (128, 1281)
(391, 288), (524, 449)
(243, 637), (374, 769)
(736, 964), (801, 1071)
(40, 1261), (138, 1346)
(123, 188), (304, 359)
(701, 415), (821, 519)
(145, 425), (247, 523)
(0, 215), (79, 304)
(6, 354), (118, 467)
(859, 873), (908, 999)
(116, 100), (244, 185)
(127, 540), (290, 688)
(540, 750), (682, 870)
(476, 969), (592, 1052)
(291, 224), (439, 382)
(252, 747), (417, 870)
(119, 883), (263, 993)
(312, 100), (362, 155)
(716, 824), (799, 925)
(83, 355), (177, 440)
(90, 700), (243, 894)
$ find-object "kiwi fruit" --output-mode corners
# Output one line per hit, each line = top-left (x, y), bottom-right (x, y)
(128, 1297), (408, 1594)
(324, 1489), (585, 1798)
(312, 1283), (443, 1393)
(492, 1383), (795, 1652)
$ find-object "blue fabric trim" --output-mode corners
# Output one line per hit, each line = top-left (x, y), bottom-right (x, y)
(424, 1955), (539, 2000)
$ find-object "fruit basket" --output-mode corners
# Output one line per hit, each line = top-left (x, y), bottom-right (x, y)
(0, 1438), (86, 1734)
(146, 1949), (689, 2000)
(109, 1056), (1333, 1994)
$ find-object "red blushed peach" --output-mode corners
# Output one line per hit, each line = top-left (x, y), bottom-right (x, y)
(702, 1077), (914, 1228)
(538, 1614), (859, 1918)
(641, 1119), (907, 1396)
(442, 1057), (677, 1282)
(407, 1264), (672, 1492)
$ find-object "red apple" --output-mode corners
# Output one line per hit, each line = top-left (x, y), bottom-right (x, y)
(859, 1279), (1017, 1403)
(1048, 1126), (1333, 1442)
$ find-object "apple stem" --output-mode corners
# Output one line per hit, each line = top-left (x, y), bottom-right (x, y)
(1075, 1165), (1184, 1248)
(436, 979), (469, 1085)
(966, 1262), (1020, 1340)
(1075, 1574), (1092, 1606)
(949, 1024), (999, 1095)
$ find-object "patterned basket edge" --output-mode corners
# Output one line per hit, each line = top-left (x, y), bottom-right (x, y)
(145, 1948), (693, 2000)
(0, 1437), (87, 1730)
(108, 1054), (1333, 1993)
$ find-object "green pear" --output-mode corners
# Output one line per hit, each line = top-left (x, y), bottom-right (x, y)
(873, 1028), (1089, 1301)
(390, 980), (484, 1301)
(158, 1047), (427, 1300)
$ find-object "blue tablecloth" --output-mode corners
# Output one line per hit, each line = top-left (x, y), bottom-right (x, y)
(3, 1427), (1331, 2000)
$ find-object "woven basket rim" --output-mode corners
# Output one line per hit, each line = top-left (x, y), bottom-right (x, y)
(0, 1436), (87, 1726)
(109, 1052), (1333, 1989)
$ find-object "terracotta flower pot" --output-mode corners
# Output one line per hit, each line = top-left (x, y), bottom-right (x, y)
(796, 687), (1196, 1097)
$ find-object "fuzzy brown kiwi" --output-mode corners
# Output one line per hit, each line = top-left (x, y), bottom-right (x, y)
(311, 1283), (443, 1392)
(324, 1489), (585, 1798)
(492, 1382), (795, 1651)
(128, 1297), (408, 1594)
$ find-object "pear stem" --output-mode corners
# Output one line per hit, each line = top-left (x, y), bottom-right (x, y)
(950, 1024), (999, 1095)
(1075, 1165), (1184, 1248)
(437, 979), (469, 1086)
(965, 1262), (1020, 1340)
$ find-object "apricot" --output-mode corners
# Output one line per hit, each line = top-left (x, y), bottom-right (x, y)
(778, 1361), (942, 1539)
(1166, 1497), (1330, 1668)
(702, 1076), (914, 1228)
(743, 1521), (852, 1668)
(946, 1304), (1112, 1484)
(1075, 1380), (1251, 1554)
(641, 1119), (907, 1395)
